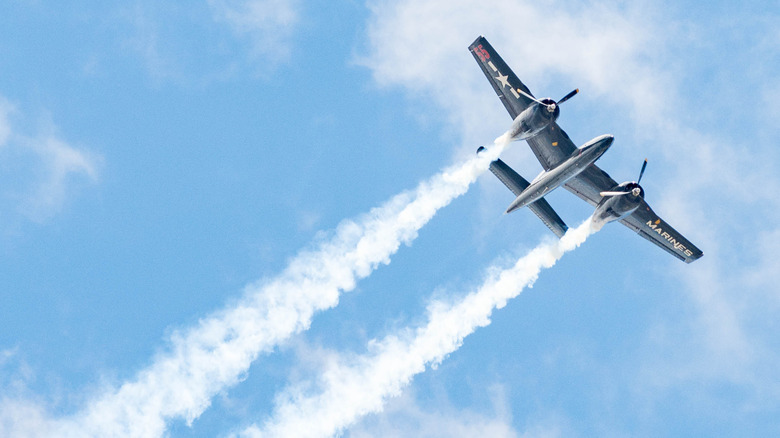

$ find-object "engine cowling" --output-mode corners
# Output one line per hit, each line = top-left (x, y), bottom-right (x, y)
(592, 181), (644, 230)
(507, 99), (559, 141)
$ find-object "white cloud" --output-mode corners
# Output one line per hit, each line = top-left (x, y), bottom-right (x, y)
(348, 385), (572, 438)
(360, 0), (668, 153)
(208, 0), (300, 61)
(0, 349), (62, 438)
(122, 1), (301, 83)
(0, 97), (100, 223)
(0, 98), (13, 147)
(123, 4), (179, 82)
(19, 135), (100, 221)
(348, 387), (520, 438)
(0, 397), (59, 438)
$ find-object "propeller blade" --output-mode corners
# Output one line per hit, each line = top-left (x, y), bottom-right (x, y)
(637, 159), (648, 184)
(515, 87), (546, 105)
(557, 88), (579, 105)
(600, 190), (631, 197)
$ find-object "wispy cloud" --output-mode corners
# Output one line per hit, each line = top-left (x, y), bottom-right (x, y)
(239, 220), (594, 438)
(122, 4), (180, 82)
(122, 1), (301, 83)
(208, 0), (300, 62)
(18, 134), (100, 221)
(348, 387), (520, 438)
(0, 98), (12, 147)
(360, 0), (665, 151)
(0, 97), (100, 223)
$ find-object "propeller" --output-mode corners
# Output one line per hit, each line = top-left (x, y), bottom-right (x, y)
(637, 158), (647, 184)
(600, 159), (648, 197)
(599, 190), (632, 197)
(515, 88), (579, 112)
(556, 88), (579, 105)
(515, 87), (546, 105)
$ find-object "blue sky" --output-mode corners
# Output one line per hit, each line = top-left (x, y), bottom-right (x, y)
(1, 1), (779, 436)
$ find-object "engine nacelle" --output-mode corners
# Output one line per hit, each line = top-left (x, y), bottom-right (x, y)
(591, 181), (644, 230)
(507, 99), (559, 141)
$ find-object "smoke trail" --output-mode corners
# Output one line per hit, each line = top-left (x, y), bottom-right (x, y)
(240, 219), (595, 438)
(22, 141), (509, 438)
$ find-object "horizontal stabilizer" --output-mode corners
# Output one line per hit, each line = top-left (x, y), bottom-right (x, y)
(488, 158), (569, 238)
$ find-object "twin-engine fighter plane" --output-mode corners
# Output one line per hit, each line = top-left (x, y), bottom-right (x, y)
(470, 36), (702, 263)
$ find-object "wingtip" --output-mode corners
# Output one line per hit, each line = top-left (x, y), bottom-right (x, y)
(469, 35), (486, 48)
(686, 251), (704, 263)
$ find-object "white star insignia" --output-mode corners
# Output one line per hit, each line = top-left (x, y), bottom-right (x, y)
(495, 72), (510, 90)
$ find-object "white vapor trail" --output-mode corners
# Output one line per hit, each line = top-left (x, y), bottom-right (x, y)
(240, 219), (596, 438)
(28, 141), (509, 438)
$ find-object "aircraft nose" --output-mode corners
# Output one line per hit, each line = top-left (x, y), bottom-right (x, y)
(589, 134), (614, 153)
(597, 134), (614, 147)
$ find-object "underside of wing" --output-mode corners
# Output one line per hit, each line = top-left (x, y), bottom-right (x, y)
(489, 158), (569, 238)
(620, 199), (703, 263)
(563, 163), (620, 206)
(469, 36), (583, 174)
(469, 36), (535, 120)
(526, 123), (579, 170)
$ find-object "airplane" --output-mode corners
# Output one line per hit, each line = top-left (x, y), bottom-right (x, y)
(470, 36), (703, 263)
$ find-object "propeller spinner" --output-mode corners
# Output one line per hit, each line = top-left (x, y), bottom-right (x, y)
(600, 159), (648, 197)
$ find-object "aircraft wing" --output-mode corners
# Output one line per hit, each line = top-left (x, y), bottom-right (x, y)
(488, 158), (569, 238)
(469, 36), (580, 170)
(469, 36), (536, 120)
(563, 163), (620, 207)
(563, 165), (703, 262)
(526, 123), (580, 170)
(470, 36), (701, 262)
(619, 200), (704, 263)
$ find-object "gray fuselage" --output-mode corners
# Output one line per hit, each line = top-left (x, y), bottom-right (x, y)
(506, 134), (614, 213)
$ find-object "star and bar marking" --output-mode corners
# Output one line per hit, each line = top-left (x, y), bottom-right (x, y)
(486, 61), (520, 99)
(474, 46), (523, 100)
